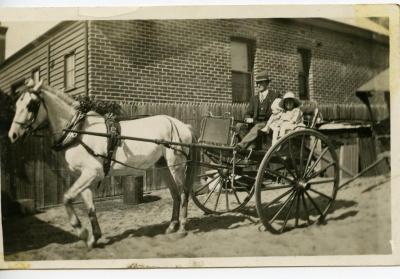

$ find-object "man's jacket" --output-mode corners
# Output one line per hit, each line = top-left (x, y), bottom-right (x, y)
(244, 90), (280, 122)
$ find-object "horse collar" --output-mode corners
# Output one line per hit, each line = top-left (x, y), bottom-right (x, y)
(52, 111), (87, 151)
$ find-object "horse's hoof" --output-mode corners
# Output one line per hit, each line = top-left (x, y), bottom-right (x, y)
(78, 228), (89, 241)
(176, 230), (188, 238)
(165, 223), (179, 234)
(86, 234), (96, 250)
(94, 233), (102, 242)
(165, 227), (176, 234)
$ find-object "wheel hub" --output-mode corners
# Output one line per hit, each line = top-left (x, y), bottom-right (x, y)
(296, 180), (310, 190)
(218, 169), (229, 177)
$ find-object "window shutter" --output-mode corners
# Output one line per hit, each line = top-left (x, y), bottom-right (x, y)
(231, 39), (254, 103)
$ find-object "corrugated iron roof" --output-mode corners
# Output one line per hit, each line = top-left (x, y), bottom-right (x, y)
(328, 18), (389, 37)
(357, 68), (389, 92)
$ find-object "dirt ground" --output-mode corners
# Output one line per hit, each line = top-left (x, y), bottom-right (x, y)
(2, 175), (391, 261)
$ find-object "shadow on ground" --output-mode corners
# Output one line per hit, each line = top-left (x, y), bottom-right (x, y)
(239, 198), (358, 220)
(99, 198), (359, 248)
(100, 213), (253, 248)
(99, 222), (170, 247)
(2, 215), (78, 255)
(361, 177), (391, 193)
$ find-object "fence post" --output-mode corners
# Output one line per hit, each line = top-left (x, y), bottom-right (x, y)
(122, 175), (143, 205)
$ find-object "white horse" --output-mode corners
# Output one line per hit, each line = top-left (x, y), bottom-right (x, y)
(8, 79), (197, 248)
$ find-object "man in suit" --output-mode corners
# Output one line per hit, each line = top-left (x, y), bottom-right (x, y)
(237, 71), (280, 149)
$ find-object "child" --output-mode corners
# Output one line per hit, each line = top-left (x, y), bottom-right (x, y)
(278, 91), (303, 136)
(261, 98), (283, 144)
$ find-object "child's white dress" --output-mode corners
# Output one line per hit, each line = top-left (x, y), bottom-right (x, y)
(264, 112), (283, 144)
(278, 107), (303, 136)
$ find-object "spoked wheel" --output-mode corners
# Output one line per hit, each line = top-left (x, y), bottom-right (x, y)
(191, 149), (257, 214)
(255, 129), (339, 234)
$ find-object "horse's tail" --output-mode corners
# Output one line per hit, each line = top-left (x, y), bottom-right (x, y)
(184, 123), (199, 193)
(185, 123), (197, 142)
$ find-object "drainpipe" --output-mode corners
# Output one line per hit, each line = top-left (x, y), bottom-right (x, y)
(0, 23), (8, 64)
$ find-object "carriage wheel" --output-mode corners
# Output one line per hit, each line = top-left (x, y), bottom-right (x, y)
(191, 149), (256, 214)
(255, 129), (339, 234)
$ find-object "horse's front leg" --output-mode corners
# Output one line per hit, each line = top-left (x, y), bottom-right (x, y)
(81, 188), (102, 248)
(63, 169), (102, 248)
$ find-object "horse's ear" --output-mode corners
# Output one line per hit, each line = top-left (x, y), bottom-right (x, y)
(25, 78), (35, 89)
(32, 79), (44, 93)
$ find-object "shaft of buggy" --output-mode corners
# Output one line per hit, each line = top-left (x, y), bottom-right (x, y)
(63, 129), (238, 151)
(338, 155), (389, 190)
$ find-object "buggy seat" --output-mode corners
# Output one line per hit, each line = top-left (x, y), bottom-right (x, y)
(198, 115), (236, 147)
(258, 107), (322, 149)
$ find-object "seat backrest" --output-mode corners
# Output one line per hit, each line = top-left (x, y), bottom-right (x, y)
(198, 116), (234, 146)
(309, 108), (323, 128)
(302, 108), (323, 128)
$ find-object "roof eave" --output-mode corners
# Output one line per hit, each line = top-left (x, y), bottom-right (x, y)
(292, 18), (389, 45)
(0, 21), (75, 69)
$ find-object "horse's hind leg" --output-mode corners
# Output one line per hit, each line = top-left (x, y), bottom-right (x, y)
(161, 159), (181, 234)
(176, 191), (189, 235)
(165, 185), (181, 234)
(165, 152), (189, 234)
(177, 152), (197, 235)
(81, 188), (102, 247)
(157, 156), (181, 234)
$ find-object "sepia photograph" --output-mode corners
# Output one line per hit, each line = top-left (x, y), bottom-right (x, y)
(0, 4), (398, 268)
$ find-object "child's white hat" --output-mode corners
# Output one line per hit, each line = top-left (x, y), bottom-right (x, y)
(279, 91), (301, 108)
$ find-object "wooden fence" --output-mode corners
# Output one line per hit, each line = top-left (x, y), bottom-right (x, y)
(1, 101), (389, 210)
(122, 101), (389, 133)
(1, 133), (125, 209)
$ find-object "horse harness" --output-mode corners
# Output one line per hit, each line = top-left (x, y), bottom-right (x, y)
(56, 113), (188, 176)
(54, 112), (122, 176)
(102, 113), (122, 175)
(17, 89), (189, 175)
(13, 91), (45, 136)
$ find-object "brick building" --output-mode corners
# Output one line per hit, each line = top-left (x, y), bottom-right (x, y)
(0, 18), (390, 209)
(0, 19), (389, 105)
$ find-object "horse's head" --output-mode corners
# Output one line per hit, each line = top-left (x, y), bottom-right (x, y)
(8, 79), (47, 143)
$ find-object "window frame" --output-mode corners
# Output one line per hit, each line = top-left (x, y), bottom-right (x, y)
(230, 37), (255, 103)
(64, 51), (76, 92)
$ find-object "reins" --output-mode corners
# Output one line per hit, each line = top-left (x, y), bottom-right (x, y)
(77, 138), (190, 172)
(16, 87), (192, 174)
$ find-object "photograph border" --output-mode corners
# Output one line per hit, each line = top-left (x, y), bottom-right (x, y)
(0, 3), (398, 269)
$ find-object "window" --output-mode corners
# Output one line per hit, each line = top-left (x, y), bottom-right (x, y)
(64, 52), (75, 90)
(297, 48), (311, 100)
(231, 39), (254, 102)
(32, 67), (40, 83)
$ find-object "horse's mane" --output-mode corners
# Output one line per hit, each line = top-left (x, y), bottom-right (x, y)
(41, 85), (79, 107)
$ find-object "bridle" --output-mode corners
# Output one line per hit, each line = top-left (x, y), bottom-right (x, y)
(13, 89), (47, 136)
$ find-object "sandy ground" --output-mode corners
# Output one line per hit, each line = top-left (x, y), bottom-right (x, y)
(2, 175), (391, 261)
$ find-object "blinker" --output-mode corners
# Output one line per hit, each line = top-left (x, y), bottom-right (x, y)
(27, 98), (41, 114)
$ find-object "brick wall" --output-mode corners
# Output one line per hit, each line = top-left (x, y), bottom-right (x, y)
(88, 19), (388, 104)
